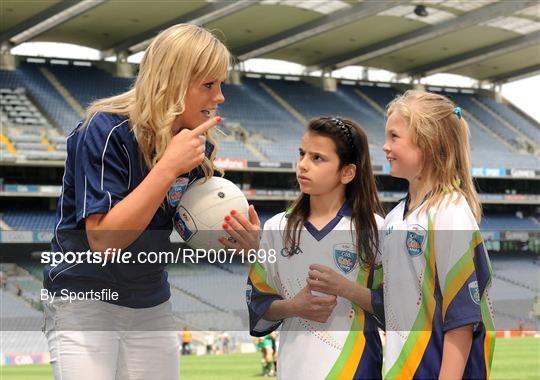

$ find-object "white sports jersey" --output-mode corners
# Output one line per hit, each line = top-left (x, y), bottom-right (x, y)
(247, 203), (384, 380)
(380, 192), (495, 379)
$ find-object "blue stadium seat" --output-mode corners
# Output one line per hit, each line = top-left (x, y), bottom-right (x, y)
(477, 96), (539, 144)
(47, 64), (134, 108)
(220, 78), (304, 140)
(2, 211), (56, 230)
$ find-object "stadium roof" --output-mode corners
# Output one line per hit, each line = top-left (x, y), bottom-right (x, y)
(1, 0), (539, 83)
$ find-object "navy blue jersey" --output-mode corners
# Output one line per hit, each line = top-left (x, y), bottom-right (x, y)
(44, 112), (213, 308)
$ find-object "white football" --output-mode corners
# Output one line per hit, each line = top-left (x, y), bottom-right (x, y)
(174, 176), (249, 251)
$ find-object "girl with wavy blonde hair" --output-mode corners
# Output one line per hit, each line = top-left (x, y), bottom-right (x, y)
(374, 90), (495, 379)
(385, 90), (481, 221)
(43, 24), (229, 380)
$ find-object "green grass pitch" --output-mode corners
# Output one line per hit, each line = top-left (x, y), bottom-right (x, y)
(1, 337), (538, 379)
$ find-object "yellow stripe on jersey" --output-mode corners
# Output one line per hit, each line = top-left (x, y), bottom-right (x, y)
(387, 221), (437, 379)
(326, 267), (369, 379)
(249, 262), (278, 294)
(395, 331), (432, 380)
(338, 311), (366, 380)
(484, 329), (494, 378)
(441, 232), (483, 321)
(339, 267), (370, 379)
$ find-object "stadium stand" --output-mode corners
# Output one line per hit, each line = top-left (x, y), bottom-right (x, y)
(0, 208), (536, 234)
(491, 256), (540, 293)
(46, 63), (133, 109)
(167, 264), (245, 312)
(261, 79), (384, 143)
(480, 214), (539, 231)
(356, 84), (401, 112)
(0, 64), (538, 339)
(0, 86), (67, 161)
(0, 282), (48, 353)
(488, 255), (540, 330)
(0, 64), (80, 134)
(477, 96), (539, 145)
(451, 93), (522, 146)
(221, 78), (304, 138)
(166, 264), (247, 330)
(215, 140), (258, 161)
(1, 62), (538, 168)
(1, 211), (56, 230)
(1, 331), (48, 354)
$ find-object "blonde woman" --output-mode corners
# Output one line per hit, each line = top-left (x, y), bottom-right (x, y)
(43, 24), (229, 380)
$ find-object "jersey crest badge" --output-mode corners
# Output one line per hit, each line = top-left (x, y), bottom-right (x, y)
(167, 177), (189, 207)
(468, 281), (481, 305)
(333, 244), (357, 274)
(406, 224), (427, 257)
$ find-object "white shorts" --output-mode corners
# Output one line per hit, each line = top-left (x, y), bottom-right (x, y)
(43, 299), (179, 380)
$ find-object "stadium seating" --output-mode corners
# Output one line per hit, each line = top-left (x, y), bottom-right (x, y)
(1, 331), (49, 354)
(2, 211), (57, 230)
(489, 256), (539, 329)
(167, 264), (245, 312)
(449, 93), (518, 145)
(255, 139), (300, 162)
(0, 288), (49, 353)
(476, 96), (539, 145)
(166, 264), (247, 329)
(216, 140), (258, 161)
(220, 78), (304, 138)
(1, 62), (538, 168)
(46, 64), (133, 109)
(491, 256), (539, 293)
(481, 214), (538, 231)
(2, 208), (537, 236)
(12, 63), (80, 133)
(357, 84), (401, 111)
(261, 79), (384, 142)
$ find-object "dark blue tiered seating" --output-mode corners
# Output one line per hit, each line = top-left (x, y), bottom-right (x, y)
(221, 78), (304, 138)
(262, 79), (386, 144)
(357, 84), (401, 111)
(2, 211), (56, 230)
(451, 93), (518, 146)
(481, 214), (538, 231)
(17, 63), (81, 133)
(47, 64), (134, 108)
(216, 140), (258, 161)
(0, 66), (79, 134)
(477, 96), (539, 144)
(2, 62), (538, 168)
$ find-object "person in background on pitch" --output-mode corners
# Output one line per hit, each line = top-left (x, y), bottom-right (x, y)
(181, 327), (193, 355)
(43, 24), (229, 380)
(221, 117), (385, 379)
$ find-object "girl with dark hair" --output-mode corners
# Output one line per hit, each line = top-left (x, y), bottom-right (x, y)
(222, 117), (385, 379)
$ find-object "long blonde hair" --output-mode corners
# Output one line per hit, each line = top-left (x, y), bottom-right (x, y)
(387, 90), (481, 222)
(84, 24), (230, 177)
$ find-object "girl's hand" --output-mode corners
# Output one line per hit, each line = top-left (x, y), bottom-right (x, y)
(307, 264), (351, 298)
(157, 117), (222, 178)
(219, 205), (261, 251)
(291, 285), (337, 323)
